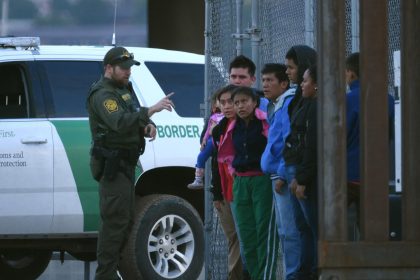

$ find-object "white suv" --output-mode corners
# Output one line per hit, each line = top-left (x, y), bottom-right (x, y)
(0, 37), (205, 280)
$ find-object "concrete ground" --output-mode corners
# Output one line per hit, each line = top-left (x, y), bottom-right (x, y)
(37, 252), (204, 280)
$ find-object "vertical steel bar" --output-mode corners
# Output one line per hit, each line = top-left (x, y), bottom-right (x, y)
(401, 0), (420, 241)
(317, 0), (347, 242)
(359, 0), (389, 241)
(235, 0), (243, 56)
(351, 0), (359, 52)
(250, 0), (261, 88)
(305, 0), (315, 48)
(203, 0), (213, 278)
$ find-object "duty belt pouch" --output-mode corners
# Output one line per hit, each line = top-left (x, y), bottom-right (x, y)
(128, 150), (140, 165)
(89, 149), (105, 182)
(103, 150), (120, 181)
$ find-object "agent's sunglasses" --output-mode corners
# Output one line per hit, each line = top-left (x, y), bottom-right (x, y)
(111, 52), (134, 64)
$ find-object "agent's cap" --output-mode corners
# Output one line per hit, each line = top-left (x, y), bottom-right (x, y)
(103, 47), (140, 69)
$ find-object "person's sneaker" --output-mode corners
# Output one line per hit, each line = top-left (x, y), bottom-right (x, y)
(187, 177), (204, 190)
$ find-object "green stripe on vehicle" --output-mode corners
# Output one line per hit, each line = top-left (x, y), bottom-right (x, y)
(51, 120), (99, 231)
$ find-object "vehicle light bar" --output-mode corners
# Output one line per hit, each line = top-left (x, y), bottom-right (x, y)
(0, 37), (40, 48)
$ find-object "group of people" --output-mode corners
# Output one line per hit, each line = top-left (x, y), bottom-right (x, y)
(187, 45), (394, 280)
(185, 46), (318, 280)
(87, 44), (394, 280)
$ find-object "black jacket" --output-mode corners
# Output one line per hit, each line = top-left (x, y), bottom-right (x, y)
(283, 97), (317, 193)
(232, 117), (266, 172)
(209, 117), (229, 201)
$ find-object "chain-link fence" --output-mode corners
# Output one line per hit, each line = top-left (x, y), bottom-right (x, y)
(204, 1), (400, 279)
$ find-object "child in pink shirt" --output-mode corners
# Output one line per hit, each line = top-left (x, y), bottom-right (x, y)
(187, 92), (223, 189)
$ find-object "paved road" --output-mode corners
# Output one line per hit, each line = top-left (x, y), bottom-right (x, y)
(37, 253), (204, 280)
(38, 256), (96, 280)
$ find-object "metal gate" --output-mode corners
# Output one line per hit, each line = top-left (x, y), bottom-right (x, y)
(204, 0), (419, 279)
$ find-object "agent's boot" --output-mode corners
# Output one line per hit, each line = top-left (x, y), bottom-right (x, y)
(187, 168), (204, 190)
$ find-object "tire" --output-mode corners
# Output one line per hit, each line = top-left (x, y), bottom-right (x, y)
(0, 250), (52, 280)
(120, 195), (204, 280)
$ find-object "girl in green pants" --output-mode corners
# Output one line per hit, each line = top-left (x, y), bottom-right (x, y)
(230, 86), (278, 280)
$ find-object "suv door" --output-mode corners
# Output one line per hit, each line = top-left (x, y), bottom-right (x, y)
(0, 63), (54, 234)
(36, 60), (104, 232)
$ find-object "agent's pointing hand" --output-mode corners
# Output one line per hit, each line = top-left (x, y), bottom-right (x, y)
(148, 92), (175, 117)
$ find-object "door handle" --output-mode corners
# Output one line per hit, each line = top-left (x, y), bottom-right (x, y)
(21, 138), (48, 144)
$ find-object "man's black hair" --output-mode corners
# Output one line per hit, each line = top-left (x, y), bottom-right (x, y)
(346, 52), (360, 78)
(285, 48), (298, 66)
(229, 55), (256, 76)
(261, 63), (289, 84)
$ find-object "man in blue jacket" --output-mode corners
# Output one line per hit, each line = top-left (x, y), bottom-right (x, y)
(345, 52), (395, 234)
(260, 63), (297, 279)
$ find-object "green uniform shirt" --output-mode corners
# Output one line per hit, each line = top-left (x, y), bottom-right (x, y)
(87, 77), (150, 150)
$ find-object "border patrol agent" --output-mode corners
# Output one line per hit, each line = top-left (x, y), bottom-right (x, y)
(87, 47), (174, 280)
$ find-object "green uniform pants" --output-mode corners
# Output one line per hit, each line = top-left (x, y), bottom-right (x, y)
(95, 162), (135, 280)
(232, 175), (278, 280)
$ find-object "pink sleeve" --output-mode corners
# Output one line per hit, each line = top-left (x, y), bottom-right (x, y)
(203, 118), (216, 142)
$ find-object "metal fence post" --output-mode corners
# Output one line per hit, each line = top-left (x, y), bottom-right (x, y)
(305, 0), (314, 47)
(360, 0), (389, 241)
(204, 0), (213, 279)
(250, 0), (261, 88)
(317, 0), (347, 244)
(235, 0), (244, 56)
(351, 0), (359, 52)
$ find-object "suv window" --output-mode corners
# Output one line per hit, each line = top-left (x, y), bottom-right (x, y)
(0, 64), (28, 118)
(41, 61), (103, 117)
(145, 62), (204, 118)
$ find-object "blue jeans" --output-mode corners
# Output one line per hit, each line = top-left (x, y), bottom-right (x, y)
(294, 176), (318, 276)
(273, 165), (305, 280)
(196, 138), (213, 168)
(284, 165), (317, 279)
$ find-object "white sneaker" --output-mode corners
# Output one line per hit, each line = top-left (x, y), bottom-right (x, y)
(187, 177), (204, 190)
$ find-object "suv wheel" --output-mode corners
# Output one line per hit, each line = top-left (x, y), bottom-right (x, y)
(120, 195), (204, 280)
(0, 250), (52, 280)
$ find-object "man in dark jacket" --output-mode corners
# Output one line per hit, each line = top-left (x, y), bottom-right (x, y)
(87, 46), (174, 280)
